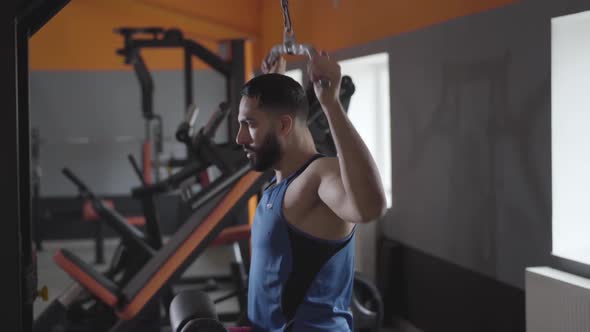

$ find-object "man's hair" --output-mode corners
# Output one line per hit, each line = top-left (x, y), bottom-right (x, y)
(241, 73), (309, 121)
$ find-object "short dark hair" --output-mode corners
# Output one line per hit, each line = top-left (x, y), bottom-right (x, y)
(240, 73), (309, 120)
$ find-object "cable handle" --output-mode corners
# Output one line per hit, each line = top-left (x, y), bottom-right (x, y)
(273, 0), (330, 88)
(267, 44), (331, 88)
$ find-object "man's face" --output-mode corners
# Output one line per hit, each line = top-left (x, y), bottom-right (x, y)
(236, 96), (282, 171)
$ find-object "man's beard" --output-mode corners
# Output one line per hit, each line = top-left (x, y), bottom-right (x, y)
(244, 133), (282, 172)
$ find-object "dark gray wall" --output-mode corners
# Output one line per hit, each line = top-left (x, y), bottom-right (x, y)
(309, 0), (590, 289)
(31, 69), (226, 196)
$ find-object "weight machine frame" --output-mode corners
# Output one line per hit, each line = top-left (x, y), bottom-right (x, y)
(115, 27), (246, 181)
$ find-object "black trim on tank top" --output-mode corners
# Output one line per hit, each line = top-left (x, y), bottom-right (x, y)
(266, 154), (325, 191)
(280, 226), (353, 323)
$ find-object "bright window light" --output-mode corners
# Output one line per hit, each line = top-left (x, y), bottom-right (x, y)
(551, 10), (590, 266)
(339, 53), (392, 207)
(285, 69), (303, 85)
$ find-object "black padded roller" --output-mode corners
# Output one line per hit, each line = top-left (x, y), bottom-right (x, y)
(351, 272), (383, 332)
(180, 318), (227, 332)
(169, 290), (218, 332)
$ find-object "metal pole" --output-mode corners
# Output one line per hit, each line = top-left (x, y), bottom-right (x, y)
(17, 19), (35, 332)
(3, 9), (23, 331)
(184, 48), (193, 159)
(184, 48), (193, 112)
(228, 40), (245, 142)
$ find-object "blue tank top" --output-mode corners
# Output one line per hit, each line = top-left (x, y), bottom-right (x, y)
(248, 154), (356, 332)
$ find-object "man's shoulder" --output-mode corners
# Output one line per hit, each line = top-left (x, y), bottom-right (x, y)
(307, 156), (339, 178)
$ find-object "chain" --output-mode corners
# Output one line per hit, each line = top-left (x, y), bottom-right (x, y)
(281, 0), (293, 34)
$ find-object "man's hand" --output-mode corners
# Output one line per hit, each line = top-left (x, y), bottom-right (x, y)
(308, 51), (342, 109)
(262, 55), (286, 74)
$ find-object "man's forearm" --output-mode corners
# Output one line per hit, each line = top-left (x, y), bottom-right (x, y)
(322, 101), (386, 220)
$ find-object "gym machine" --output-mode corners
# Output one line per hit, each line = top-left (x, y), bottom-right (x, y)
(33, 164), (271, 332)
(32, 100), (247, 331)
(114, 27), (246, 183)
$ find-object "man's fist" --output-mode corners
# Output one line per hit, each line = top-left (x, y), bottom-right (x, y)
(262, 55), (286, 74)
(307, 51), (342, 108)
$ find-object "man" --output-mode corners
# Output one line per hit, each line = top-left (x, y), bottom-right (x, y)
(237, 52), (386, 331)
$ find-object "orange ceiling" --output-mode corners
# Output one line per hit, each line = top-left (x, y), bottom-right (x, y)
(142, 0), (261, 36)
(257, 0), (518, 65)
(30, 0), (261, 71)
(30, 0), (517, 71)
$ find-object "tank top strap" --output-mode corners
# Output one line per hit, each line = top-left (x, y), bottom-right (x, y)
(263, 154), (325, 203)
(285, 153), (325, 185)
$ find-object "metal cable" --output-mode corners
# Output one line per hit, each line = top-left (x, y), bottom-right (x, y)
(281, 0), (293, 33)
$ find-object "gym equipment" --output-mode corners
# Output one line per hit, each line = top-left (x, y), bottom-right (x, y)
(115, 27), (247, 181)
(352, 272), (384, 332)
(92, 102), (236, 264)
(176, 104), (202, 146)
(82, 199), (146, 264)
(34, 168), (159, 332)
(169, 290), (243, 332)
(307, 75), (356, 156)
(167, 271), (383, 332)
(266, 0), (330, 88)
(34, 96), (269, 329)
(28, 128), (181, 255)
(129, 101), (251, 321)
(11, 1), (103, 328)
(32, 127), (43, 251)
(169, 290), (220, 331)
(33, 145), (256, 332)
(175, 102), (244, 178)
(34, 164), (271, 332)
(130, 100), (245, 231)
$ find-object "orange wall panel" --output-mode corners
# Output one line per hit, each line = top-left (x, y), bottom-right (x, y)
(30, 1), (247, 71)
(31, 0), (517, 71)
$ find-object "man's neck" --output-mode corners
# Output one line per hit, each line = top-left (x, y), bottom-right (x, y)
(274, 146), (318, 183)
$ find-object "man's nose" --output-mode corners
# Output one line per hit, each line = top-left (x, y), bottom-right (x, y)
(236, 127), (251, 146)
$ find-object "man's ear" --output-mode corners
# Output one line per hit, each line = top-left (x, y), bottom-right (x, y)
(278, 114), (294, 137)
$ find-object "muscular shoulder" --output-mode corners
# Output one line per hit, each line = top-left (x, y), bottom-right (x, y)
(287, 157), (339, 199)
(306, 156), (340, 180)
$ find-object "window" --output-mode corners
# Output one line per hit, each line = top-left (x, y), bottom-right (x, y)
(285, 68), (303, 85)
(551, 10), (590, 265)
(339, 53), (392, 207)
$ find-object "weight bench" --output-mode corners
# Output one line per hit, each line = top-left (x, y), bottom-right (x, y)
(53, 166), (271, 331)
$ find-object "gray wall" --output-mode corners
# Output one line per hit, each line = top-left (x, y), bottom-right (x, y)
(31, 69), (226, 196)
(313, 0), (590, 289)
